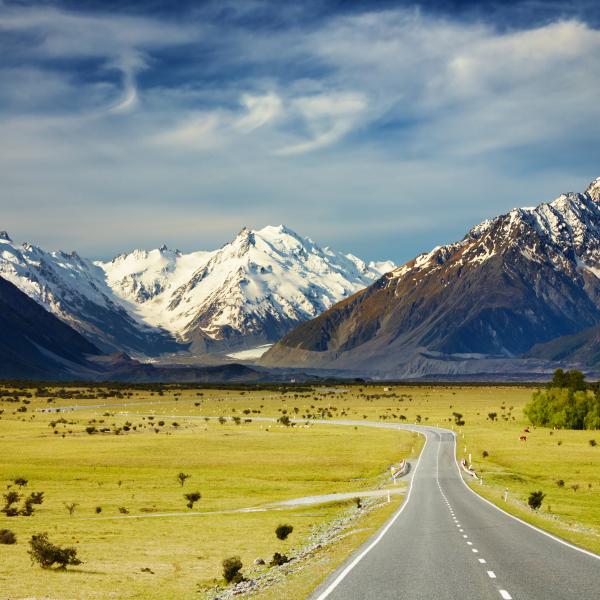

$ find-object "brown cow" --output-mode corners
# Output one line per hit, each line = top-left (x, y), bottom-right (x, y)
(519, 435), (527, 442)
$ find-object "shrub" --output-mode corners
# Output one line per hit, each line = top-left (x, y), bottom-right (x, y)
(28, 533), (81, 569)
(277, 415), (291, 426)
(556, 479), (565, 487)
(14, 477), (28, 488)
(184, 491), (202, 509)
(64, 502), (78, 517)
(85, 426), (97, 435)
(524, 377), (600, 430)
(95, 506), (102, 514)
(354, 497), (362, 509)
(118, 507), (129, 514)
(177, 472), (191, 487)
(269, 552), (289, 566)
(482, 450), (489, 458)
(590, 439), (597, 447)
(0, 529), (16, 544)
(275, 524), (293, 540)
(222, 556), (243, 583)
(528, 490), (545, 511)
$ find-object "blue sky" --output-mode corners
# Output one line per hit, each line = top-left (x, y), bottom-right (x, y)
(1, 0), (600, 263)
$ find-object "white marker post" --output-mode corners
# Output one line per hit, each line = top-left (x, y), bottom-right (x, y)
(503, 488), (509, 501)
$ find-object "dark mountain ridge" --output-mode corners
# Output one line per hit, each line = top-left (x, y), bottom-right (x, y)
(262, 177), (600, 377)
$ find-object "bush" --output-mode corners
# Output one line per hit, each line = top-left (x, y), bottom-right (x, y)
(275, 524), (293, 540)
(28, 533), (81, 569)
(0, 529), (16, 544)
(14, 477), (28, 487)
(269, 552), (289, 566)
(222, 556), (243, 583)
(524, 387), (600, 430)
(590, 439), (597, 447)
(177, 472), (191, 487)
(482, 450), (489, 458)
(528, 490), (545, 511)
(95, 506), (102, 514)
(556, 479), (565, 487)
(184, 491), (202, 509)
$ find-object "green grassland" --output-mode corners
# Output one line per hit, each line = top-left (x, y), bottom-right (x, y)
(0, 385), (417, 599)
(1, 382), (598, 599)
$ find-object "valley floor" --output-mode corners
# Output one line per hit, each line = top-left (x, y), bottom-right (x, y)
(0, 383), (598, 599)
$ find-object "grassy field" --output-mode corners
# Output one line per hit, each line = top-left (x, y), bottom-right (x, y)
(0, 385), (418, 599)
(1, 382), (598, 599)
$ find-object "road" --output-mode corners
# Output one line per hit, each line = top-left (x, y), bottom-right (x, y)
(311, 424), (600, 600)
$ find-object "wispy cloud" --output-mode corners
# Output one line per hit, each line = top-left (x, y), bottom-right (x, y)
(1, 1), (599, 262)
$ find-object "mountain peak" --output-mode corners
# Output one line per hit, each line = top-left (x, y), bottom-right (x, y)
(0, 231), (12, 242)
(586, 176), (600, 202)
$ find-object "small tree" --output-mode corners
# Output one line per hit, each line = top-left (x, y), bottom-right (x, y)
(269, 552), (289, 566)
(0, 529), (16, 545)
(487, 412), (497, 421)
(28, 533), (81, 569)
(275, 524), (293, 540)
(222, 556), (243, 584)
(184, 491), (202, 509)
(64, 502), (78, 517)
(14, 477), (28, 488)
(528, 490), (545, 511)
(177, 472), (191, 487)
(278, 415), (291, 426)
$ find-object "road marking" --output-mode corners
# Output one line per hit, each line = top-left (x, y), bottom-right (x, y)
(478, 558), (486, 564)
(467, 541), (473, 545)
(472, 548), (478, 553)
(499, 591), (512, 599)
(451, 431), (600, 562)
(487, 571), (496, 578)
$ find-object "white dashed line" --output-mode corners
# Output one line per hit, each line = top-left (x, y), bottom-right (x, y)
(478, 558), (486, 564)
(472, 548), (478, 553)
(499, 591), (512, 600)
(487, 571), (496, 578)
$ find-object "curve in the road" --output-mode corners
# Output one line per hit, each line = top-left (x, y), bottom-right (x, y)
(309, 423), (600, 600)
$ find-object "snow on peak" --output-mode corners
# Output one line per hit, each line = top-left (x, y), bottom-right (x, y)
(586, 176), (600, 202)
(0, 231), (12, 242)
(96, 225), (394, 345)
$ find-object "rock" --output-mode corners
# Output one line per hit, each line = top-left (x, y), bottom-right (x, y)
(254, 557), (265, 565)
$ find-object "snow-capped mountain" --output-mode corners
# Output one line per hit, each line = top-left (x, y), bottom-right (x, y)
(0, 226), (393, 358)
(263, 177), (600, 376)
(98, 225), (394, 352)
(0, 231), (180, 356)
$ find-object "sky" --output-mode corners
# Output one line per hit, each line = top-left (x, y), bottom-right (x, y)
(1, 0), (600, 263)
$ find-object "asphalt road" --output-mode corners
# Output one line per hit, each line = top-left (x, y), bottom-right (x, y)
(311, 424), (600, 600)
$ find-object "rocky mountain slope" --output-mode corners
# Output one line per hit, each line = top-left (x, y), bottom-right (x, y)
(0, 276), (102, 379)
(262, 178), (600, 377)
(0, 226), (393, 358)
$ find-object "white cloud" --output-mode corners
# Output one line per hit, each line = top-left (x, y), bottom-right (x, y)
(234, 92), (282, 132)
(276, 92), (367, 155)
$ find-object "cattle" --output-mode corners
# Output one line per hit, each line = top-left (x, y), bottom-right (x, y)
(519, 435), (527, 442)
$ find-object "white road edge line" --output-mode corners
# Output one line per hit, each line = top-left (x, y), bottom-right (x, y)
(313, 429), (431, 600)
(451, 431), (600, 562)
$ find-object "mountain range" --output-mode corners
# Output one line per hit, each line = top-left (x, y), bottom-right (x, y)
(262, 177), (600, 379)
(0, 226), (392, 361)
